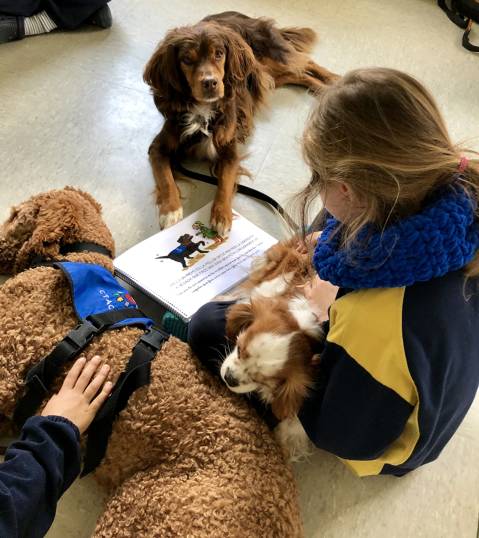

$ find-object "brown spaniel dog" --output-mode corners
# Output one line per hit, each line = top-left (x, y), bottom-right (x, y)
(144, 11), (338, 235)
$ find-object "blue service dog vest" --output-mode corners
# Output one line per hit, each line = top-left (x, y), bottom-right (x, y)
(14, 262), (169, 475)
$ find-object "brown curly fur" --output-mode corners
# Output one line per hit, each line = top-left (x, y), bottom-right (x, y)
(0, 188), (302, 537)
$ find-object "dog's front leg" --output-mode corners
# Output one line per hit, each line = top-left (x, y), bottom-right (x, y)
(211, 144), (239, 237)
(149, 123), (182, 229)
(274, 416), (314, 462)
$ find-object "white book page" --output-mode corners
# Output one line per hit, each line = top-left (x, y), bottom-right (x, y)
(114, 202), (277, 321)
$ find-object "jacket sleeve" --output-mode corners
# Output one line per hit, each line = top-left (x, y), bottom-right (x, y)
(298, 339), (414, 461)
(0, 415), (81, 538)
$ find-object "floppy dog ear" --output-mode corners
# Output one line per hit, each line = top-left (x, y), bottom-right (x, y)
(271, 333), (314, 420)
(64, 186), (103, 214)
(15, 196), (82, 272)
(143, 29), (190, 114)
(0, 202), (40, 275)
(221, 27), (272, 100)
(226, 302), (254, 340)
(271, 372), (310, 420)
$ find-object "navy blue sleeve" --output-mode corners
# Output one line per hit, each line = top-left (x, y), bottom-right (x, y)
(0, 415), (81, 538)
(298, 342), (414, 460)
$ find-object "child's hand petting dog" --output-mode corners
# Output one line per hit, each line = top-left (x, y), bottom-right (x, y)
(42, 355), (113, 434)
(303, 275), (339, 322)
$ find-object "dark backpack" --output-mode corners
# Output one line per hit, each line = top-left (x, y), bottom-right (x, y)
(438, 0), (479, 51)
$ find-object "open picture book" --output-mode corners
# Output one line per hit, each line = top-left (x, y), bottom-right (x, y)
(114, 202), (278, 322)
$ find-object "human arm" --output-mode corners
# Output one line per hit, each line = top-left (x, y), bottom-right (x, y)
(0, 356), (112, 537)
(303, 274), (339, 322)
(298, 290), (416, 474)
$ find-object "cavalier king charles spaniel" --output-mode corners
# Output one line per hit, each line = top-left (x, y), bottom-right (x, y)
(221, 239), (324, 460)
(144, 11), (338, 234)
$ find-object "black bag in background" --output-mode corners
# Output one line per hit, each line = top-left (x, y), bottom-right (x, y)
(438, 0), (479, 51)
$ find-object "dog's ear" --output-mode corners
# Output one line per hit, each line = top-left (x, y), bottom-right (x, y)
(271, 372), (310, 420)
(220, 26), (272, 100)
(271, 333), (313, 420)
(64, 186), (103, 214)
(14, 195), (82, 272)
(143, 29), (190, 113)
(226, 302), (254, 340)
(13, 189), (114, 273)
(0, 201), (40, 275)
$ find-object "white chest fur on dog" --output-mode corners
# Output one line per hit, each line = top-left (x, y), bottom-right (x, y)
(180, 104), (218, 161)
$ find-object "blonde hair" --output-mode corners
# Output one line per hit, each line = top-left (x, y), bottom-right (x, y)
(299, 67), (479, 275)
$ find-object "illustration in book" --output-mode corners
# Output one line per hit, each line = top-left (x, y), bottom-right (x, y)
(155, 219), (231, 270)
(114, 203), (277, 322)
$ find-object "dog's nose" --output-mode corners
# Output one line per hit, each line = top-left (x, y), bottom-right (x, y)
(202, 78), (218, 91)
(224, 368), (239, 388)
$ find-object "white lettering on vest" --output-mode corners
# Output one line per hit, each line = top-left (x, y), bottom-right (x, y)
(99, 289), (116, 310)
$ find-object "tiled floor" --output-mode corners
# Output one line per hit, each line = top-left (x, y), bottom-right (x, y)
(0, 1), (478, 536)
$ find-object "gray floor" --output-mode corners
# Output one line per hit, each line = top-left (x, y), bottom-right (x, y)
(0, 1), (478, 537)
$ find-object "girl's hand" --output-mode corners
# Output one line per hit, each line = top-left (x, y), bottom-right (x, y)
(296, 231), (321, 254)
(41, 356), (113, 434)
(303, 275), (339, 322)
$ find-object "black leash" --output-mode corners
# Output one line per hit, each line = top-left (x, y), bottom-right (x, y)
(438, 0), (469, 28)
(173, 162), (299, 232)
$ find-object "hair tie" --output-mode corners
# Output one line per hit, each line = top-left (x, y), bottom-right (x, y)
(458, 156), (469, 173)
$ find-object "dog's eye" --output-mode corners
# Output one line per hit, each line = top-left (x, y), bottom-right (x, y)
(215, 49), (224, 60)
(181, 56), (193, 66)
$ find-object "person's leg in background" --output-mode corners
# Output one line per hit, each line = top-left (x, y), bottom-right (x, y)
(0, 0), (112, 44)
(188, 301), (279, 429)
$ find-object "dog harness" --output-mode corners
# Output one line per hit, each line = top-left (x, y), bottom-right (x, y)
(14, 259), (169, 475)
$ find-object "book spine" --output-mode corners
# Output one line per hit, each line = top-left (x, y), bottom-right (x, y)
(113, 269), (189, 323)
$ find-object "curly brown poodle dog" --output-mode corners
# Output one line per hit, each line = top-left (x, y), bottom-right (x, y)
(144, 11), (338, 234)
(0, 188), (302, 537)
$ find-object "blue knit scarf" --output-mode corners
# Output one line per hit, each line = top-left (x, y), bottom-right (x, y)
(313, 185), (479, 289)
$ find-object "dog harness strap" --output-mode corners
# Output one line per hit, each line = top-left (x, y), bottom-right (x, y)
(13, 308), (145, 428)
(59, 242), (112, 257)
(14, 261), (154, 428)
(81, 327), (170, 476)
(30, 242), (112, 268)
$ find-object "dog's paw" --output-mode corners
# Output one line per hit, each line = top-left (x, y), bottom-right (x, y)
(274, 416), (314, 462)
(212, 219), (231, 238)
(210, 205), (232, 237)
(159, 207), (183, 229)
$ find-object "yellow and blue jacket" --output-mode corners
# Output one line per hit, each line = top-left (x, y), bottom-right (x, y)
(298, 270), (479, 476)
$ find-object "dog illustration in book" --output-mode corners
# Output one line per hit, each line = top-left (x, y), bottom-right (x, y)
(193, 221), (225, 249)
(155, 233), (208, 268)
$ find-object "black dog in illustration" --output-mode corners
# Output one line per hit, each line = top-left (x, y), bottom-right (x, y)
(155, 234), (209, 268)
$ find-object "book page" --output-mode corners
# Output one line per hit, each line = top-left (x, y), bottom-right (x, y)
(114, 203), (277, 321)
